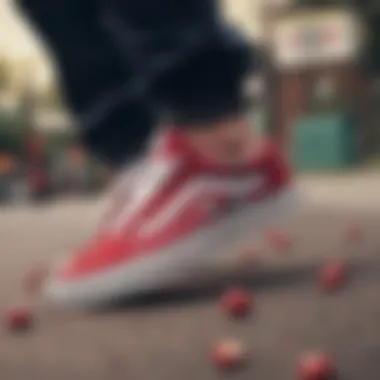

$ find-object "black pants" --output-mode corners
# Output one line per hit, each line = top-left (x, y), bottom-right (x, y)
(16, 0), (257, 166)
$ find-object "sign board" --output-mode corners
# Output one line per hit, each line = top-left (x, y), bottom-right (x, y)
(272, 9), (364, 69)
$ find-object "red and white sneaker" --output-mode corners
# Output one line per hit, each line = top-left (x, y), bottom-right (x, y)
(45, 130), (299, 309)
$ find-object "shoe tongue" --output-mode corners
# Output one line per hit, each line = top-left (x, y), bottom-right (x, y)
(149, 129), (255, 170)
(150, 128), (190, 161)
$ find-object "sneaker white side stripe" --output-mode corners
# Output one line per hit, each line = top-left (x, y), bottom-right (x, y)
(110, 160), (178, 232)
(137, 175), (264, 237)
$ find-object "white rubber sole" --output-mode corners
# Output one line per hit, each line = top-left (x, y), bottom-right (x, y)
(45, 185), (301, 310)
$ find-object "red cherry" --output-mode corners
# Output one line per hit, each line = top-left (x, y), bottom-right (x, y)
(266, 228), (293, 252)
(22, 264), (49, 295)
(221, 288), (252, 319)
(5, 307), (34, 332)
(298, 352), (337, 380)
(238, 247), (261, 266)
(211, 339), (246, 370)
(345, 224), (363, 244)
(319, 260), (348, 293)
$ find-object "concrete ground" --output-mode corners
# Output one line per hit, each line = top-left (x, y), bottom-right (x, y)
(0, 174), (379, 380)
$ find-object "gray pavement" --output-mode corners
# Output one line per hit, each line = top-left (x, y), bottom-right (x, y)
(0, 175), (379, 380)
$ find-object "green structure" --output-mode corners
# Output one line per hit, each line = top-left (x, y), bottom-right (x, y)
(291, 113), (357, 171)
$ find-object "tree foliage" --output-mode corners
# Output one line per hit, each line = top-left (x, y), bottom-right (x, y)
(0, 56), (11, 93)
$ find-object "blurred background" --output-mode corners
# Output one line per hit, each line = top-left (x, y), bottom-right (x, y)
(0, 3), (380, 378)
(0, 0), (378, 204)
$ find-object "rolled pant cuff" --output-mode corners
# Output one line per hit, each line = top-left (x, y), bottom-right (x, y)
(161, 95), (249, 126)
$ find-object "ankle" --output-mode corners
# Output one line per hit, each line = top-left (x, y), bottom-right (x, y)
(183, 116), (255, 164)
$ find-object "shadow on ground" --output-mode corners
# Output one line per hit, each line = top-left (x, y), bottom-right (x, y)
(101, 256), (380, 313)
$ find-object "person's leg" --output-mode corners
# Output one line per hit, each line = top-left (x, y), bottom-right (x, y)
(102, 0), (257, 164)
(33, 0), (295, 309)
(15, 0), (155, 167)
